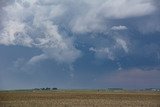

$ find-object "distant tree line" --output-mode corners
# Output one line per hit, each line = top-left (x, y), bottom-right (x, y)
(34, 87), (58, 91)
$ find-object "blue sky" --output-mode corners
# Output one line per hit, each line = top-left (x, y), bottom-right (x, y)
(0, 0), (160, 90)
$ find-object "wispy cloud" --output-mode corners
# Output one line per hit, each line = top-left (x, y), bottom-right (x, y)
(111, 25), (128, 31)
(89, 47), (115, 60)
(89, 37), (129, 60)
(28, 54), (47, 64)
(115, 38), (129, 53)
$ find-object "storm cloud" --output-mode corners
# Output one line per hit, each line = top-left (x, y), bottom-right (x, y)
(0, 0), (160, 89)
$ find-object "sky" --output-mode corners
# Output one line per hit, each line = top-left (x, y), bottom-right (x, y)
(0, 0), (160, 90)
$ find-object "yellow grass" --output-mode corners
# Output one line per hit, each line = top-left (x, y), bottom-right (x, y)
(0, 91), (160, 107)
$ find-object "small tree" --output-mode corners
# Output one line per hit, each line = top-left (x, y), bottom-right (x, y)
(52, 88), (58, 90)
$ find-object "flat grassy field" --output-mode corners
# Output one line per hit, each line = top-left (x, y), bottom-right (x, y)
(0, 91), (160, 107)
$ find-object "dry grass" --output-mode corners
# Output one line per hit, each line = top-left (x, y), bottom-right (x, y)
(0, 91), (160, 107)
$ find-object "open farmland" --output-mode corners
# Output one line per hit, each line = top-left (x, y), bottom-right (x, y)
(0, 91), (160, 107)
